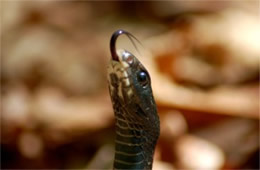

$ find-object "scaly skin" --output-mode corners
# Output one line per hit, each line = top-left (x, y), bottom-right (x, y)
(107, 30), (160, 170)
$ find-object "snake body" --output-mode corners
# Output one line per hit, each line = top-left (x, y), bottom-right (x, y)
(107, 30), (160, 169)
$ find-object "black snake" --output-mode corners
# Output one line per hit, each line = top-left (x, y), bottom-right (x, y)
(107, 30), (160, 170)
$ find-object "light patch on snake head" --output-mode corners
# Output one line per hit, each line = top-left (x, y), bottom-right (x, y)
(107, 52), (134, 101)
(122, 67), (130, 86)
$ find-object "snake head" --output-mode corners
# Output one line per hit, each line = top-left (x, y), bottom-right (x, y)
(108, 30), (155, 115)
(108, 30), (159, 137)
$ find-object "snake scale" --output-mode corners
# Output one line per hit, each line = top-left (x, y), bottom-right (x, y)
(107, 30), (160, 170)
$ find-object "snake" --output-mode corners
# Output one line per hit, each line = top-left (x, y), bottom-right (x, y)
(107, 30), (160, 170)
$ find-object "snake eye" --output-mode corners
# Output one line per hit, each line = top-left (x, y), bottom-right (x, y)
(137, 71), (149, 87)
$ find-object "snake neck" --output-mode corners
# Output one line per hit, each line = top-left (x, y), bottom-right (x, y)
(113, 104), (159, 170)
(107, 58), (160, 170)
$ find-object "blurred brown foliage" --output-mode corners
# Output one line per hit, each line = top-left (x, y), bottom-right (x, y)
(1, 1), (259, 169)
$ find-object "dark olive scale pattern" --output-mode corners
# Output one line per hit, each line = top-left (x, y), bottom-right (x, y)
(108, 30), (160, 170)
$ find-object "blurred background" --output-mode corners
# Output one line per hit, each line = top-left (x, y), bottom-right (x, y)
(1, 1), (259, 169)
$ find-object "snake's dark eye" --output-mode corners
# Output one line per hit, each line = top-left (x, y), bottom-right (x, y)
(137, 71), (149, 87)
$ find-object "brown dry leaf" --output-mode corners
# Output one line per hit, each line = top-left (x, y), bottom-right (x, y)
(138, 48), (258, 118)
(145, 7), (259, 87)
(32, 87), (114, 131)
(18, 131), (44, 159)
(139, 7), (259, 119)
(160, 110), (188, 140)
(153, 160), (175, 170)
(194, 118), (259, 168)
(85, 144), (114, 169)
(1, 85), (114, 139)
(175, 134), (225, 169)
(1, 85), (32, 127)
